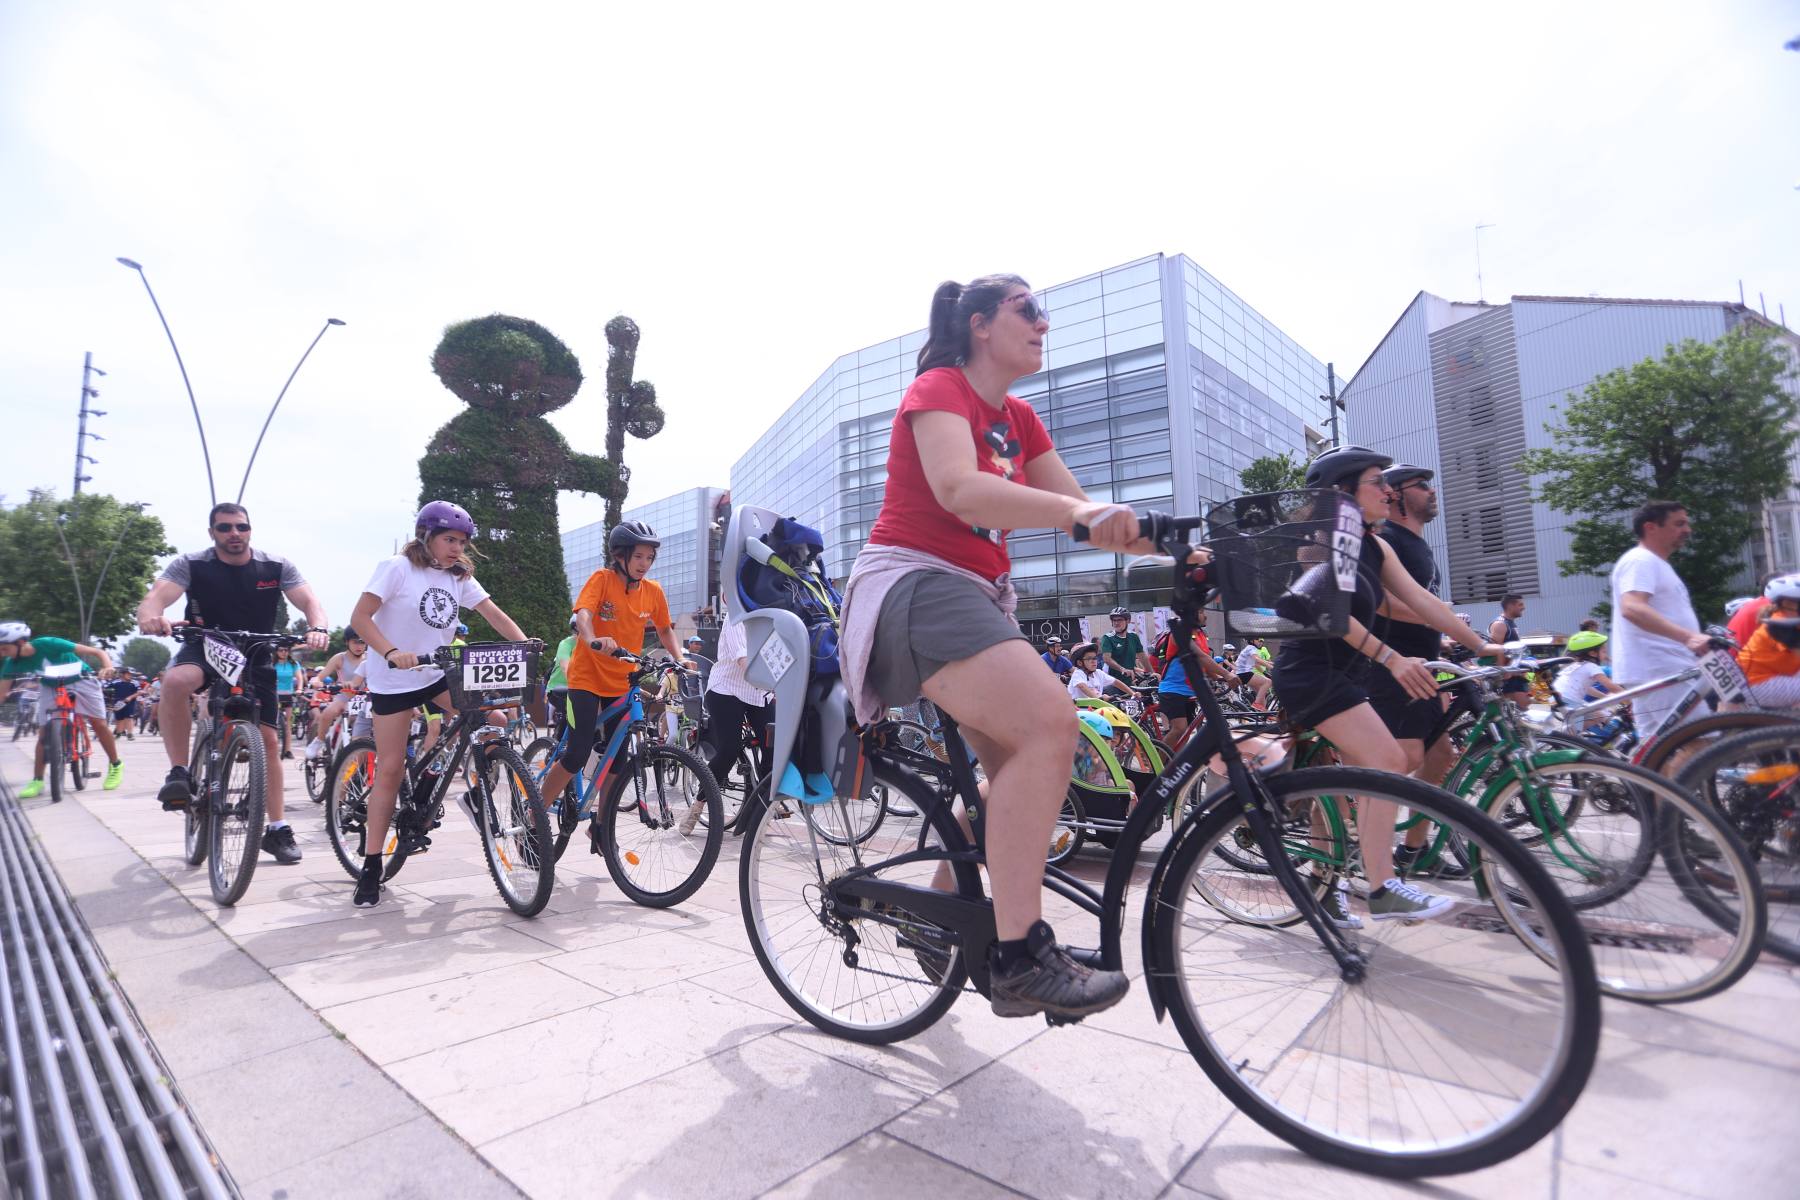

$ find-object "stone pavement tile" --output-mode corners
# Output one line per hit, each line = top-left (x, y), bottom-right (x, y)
(508, 897), (718, 954)
(181, 1035), (431, 1182)
(1596, 980), (1800, 1072)
(776, 1003), (1047, 1099)
(387, 979), (788, 1145)
(761, 1131), (1023, 1199)
(540, 927), (747, 994)
(90, 905), (218, 964)
(272, 924), (559, 1008)
(321, 959), (614, 1065)
(689, 957), (822, 1020)
(236, 895), (526, 970)
(1555, 1162), (1712, 1199)
(41, 848), (160, 894)
(71, 879), (190, 928)
(1561, 1034), (1799, 1199)
(239, 1114), (524, 1200)
(1178, 1112), (1551, 1199)
(886, 1023), (1239, 1200)
(482, 1032), (918, 1200)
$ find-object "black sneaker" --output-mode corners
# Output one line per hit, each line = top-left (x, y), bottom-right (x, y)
(1393, 844), (1423, 876)
(988, 921), (1129, 1021)
(353, 857), (384, 907)
(261, 825), (302, 866)
(158, 766), (194, 811)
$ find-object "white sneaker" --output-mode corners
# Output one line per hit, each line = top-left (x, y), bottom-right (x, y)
(1367, 878), (1457, 922)
(305, 738), (326, 760)
(678, 800), (705, 836)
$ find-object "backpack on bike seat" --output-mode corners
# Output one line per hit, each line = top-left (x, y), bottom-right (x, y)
(736, 516), (843, 679)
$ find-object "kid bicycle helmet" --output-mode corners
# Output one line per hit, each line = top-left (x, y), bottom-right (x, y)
(1567, 630), (1607, 656)
(1765, 574), (1800, 602)
(415, 500), (477, 538)
(608, 521), (661, 559)
(0, 622), (29, 644)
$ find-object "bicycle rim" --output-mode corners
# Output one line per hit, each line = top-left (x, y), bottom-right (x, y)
(1484, 758), (1765, 1003)
(183, 720), (211, 865)
(740, 767), (969, 1043)
(1676, 726), (1800, 963)
(325, 738), (375, 880)
(1153, 767), (1599, 1177)
(475, 742), (555, 917)
(599, 744), (722, 907)
(209, 723), (267, 906)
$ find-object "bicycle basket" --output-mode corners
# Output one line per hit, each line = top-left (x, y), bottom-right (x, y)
(1205, 489), (1366, 640)
(433, 642), (541, 710)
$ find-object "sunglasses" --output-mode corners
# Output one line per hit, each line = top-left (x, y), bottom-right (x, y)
(1003, 293), (1047, 323)
(213, 522), (252, 533)
(1396, 481), (1434, 494)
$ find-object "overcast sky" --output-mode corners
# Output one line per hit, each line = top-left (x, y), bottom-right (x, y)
(3, 1), (1796, 630)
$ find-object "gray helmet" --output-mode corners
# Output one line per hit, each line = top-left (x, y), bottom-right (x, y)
(1306, 444), (1393, 490)
(1109, 606), (1130, 620)
(608, 521), (660, 559)
(1381, 463), (1433, 489)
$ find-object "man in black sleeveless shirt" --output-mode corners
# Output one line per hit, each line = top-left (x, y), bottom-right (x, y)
(136, 503), (329, 865)
(1367, 465), (1455, 792)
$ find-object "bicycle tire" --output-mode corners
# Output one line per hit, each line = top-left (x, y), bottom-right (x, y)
(1151, 767), (1601, 1177)
(45, 720), (64, 805)
(1481, 756), (1764, 1003)
(208, 722), (267, 907)
(520, 737), (580, 862)
(597, 743), (722, 907)
(303, 743), (325, 803)
(740, 763), (973, 1043)
(1675, 726), (1800, 963)
(324, 737), (376, 880)
(69, 722), (89, 791)
(183, 719), (211, 866)
(472, 741), (555, 917)
(1637, 709), (1800, 775)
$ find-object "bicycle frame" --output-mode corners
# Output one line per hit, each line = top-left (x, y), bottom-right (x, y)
(531, 686), (647, 818)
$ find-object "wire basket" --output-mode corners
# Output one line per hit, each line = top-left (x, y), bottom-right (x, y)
(432, 641), (541, 710)
(1204, 489), (1368, 640)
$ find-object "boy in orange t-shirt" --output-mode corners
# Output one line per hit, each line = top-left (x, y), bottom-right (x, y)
(537, 522), (694, 808)
(1740, 575), (1800, 709)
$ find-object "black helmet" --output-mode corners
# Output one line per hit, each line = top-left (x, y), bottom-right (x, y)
(608, 521), (660, 559)
(1381, 463), (1434, 489)
(1306, 444), (1393, 490)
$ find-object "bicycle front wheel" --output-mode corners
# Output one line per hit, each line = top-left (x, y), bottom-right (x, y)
(183, 719), (212, 866)
(597, 743), (722, 907)
(472, 741), (554, 917)
(1676, 726), (1800, 962)
(1150, 767), (1600, 1178)
(208, 722), (268, 907)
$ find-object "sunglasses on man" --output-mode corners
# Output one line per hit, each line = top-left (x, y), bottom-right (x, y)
(214, 522), (251, 533)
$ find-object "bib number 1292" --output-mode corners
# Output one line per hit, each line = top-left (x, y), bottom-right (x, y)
(463, 647), (526, 691)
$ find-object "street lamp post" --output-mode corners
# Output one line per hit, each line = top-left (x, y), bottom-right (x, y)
(86, 502), (151, 645)
(238, 318), (345, 504)
(117, 257), (216, 508)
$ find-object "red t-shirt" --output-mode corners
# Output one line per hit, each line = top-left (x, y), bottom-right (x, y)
(866, 368), (1055, 580)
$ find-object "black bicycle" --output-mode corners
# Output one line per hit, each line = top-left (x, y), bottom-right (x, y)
(173, 627), (303, 906)
(737, 494), (1603, 1179)
(327, 641), (553, 917)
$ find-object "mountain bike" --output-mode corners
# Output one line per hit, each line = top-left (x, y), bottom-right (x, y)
(27, 662), (92, 804)
(1676, 725), (1800, 962)
(171, 627), (303, 906)
(326, 642), (553, 916)
(738, 496), (1601, 1178)
(521, 650), (722, 908)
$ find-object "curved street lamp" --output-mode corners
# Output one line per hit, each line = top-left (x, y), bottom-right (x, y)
(117, 257), (216, 508)
(238, 318), (346, 504)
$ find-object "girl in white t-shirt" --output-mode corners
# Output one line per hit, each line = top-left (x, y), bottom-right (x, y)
(1553, 631), (1624, 727)
(346, 501), (532, 908)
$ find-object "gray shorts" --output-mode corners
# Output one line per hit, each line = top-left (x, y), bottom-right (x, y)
(69, 676), (106, 720)
(865, 571), (1025, 708)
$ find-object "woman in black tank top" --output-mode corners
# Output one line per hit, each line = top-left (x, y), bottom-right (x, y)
(1269, 447), (1500, 924)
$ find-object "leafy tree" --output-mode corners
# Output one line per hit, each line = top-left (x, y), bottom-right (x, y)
(0, 490), (172, 643)
(120, 637), (171, 676)
(1240, 452), (1309, 495)
(601, 315), (665, 528)
(422, 315), (619, 644)
(1517, 327), (1800, 621)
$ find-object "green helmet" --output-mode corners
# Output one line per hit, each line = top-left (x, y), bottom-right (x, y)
(1567, 630), (1607, 654)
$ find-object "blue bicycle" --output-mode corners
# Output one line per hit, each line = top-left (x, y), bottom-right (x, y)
(522, 652), (723, 907)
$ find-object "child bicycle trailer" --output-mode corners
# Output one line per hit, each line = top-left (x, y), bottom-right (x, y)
(1051, 700), (1166, 865)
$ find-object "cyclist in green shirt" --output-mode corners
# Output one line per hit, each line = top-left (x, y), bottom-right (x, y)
(0, 623), (125, 795)
(1100, 606), (1151, 677)
(545, 616), (576, 740)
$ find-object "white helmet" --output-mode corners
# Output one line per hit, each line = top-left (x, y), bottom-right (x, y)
(0, 621), (30, 644)
(1765, 574), (1800, 602)
(1723, 596), (1757, 618)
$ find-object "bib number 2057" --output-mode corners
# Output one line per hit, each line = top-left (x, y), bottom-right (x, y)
(463, 647), (526, 691)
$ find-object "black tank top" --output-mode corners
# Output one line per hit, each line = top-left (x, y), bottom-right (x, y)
(183, 554), (289, 632)
(1275, 529), (1385, 674)
(1374, 524), (1443, 660)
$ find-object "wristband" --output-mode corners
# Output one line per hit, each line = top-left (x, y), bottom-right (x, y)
(1376, 645), (1394, 667)
(383, 649), (400, 664)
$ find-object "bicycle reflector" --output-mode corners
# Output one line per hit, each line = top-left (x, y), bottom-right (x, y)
(1745, 763), (1800, 785)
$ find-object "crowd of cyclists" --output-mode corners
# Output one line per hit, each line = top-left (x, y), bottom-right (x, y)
(4, 271), (1799, 1033)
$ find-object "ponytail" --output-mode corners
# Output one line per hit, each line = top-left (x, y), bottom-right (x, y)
(913, 273), (1032, 377)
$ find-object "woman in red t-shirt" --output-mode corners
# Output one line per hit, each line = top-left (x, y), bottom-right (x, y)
(842, 274), (1149, 1021)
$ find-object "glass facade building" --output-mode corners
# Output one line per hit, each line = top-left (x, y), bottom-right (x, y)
(731, 253), (1333, 620)
(560, 486), (726, 628)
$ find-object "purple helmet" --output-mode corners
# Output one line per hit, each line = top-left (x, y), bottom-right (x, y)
(415, 500), (476, 538)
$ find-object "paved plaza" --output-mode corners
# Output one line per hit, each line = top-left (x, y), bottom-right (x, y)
(4, 733), (1797, 1199)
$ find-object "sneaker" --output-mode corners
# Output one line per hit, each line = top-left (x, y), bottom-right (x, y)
(304, 738), (326, 760)
(1367, 878), (1457, 922)
(158, 766), (194, 811)
(19, 779), (44, 799)
(678, 799), (705, 836)
(261, 825), (303, 866)
(1318, 876), (1362, 929)
(353, 858), (384, 907)
(988, 921), (1129, 1020)
(103, 761), (125, 791)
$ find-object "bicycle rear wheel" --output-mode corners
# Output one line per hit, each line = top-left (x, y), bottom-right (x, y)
(324, 737), (376, 880)
(69, 723), (89, 791)
(208, 722), (267, 907)
(1483, 756), (1764, 1003)
(1638, 709), (1800, 774)
(597, 743), (722, 907)
(183, 719), (212, 865)
(740, 765), (973, 1043)
(1150, 767), (1600, 1178)
(1676, 726), (1800, 962)
(45, 720), (65, 804)
(472, 741), (554, 917)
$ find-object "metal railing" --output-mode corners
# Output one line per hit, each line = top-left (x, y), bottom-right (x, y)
(0, 781), (235, 1199)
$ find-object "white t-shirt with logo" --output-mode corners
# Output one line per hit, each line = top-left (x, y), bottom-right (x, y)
(359, 555), (491, 694)
(1068, 665), (1116, 699)
(1553, 661), (1610, 709)
(1609, 546), (1697, 684)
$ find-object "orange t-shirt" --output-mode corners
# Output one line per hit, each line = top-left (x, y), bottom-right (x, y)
(567, 569), (671, 697)
(1739, 624), (1800, 686)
